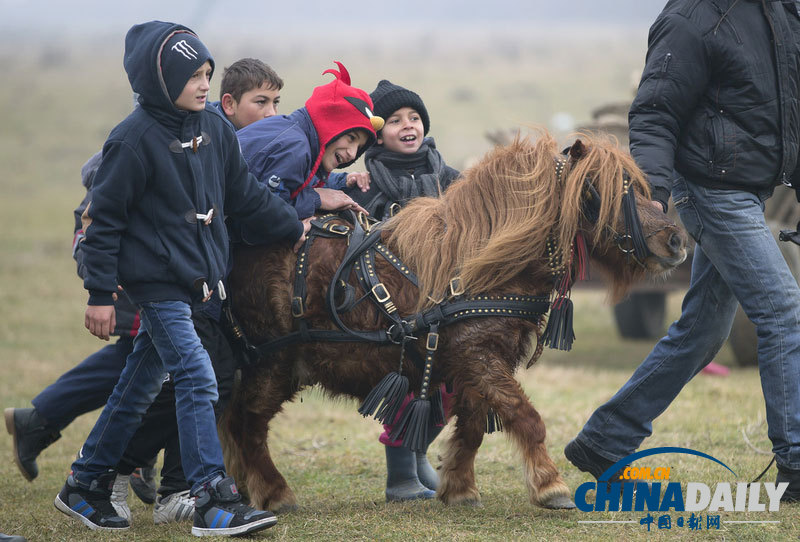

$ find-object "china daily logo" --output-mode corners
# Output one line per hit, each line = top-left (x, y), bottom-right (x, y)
(575, 447), (787, 531)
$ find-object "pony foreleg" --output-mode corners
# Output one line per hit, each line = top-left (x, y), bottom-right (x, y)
(462, 361), (575, 509)
(220, 366), (298, 513)
(495, 379), (574, 508)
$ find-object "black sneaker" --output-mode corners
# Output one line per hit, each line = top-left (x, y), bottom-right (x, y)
(4, 407), (61, 481)
(130, 466), (157, 504)
(191, 476), (276, 537)
(564, 438), (616, 479)
(565, 438), (630, 488)
(777, 464), (800, 502)
(54, 471), (129, 531)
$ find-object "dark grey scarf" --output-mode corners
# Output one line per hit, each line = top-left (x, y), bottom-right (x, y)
(364, 138), (447, 217)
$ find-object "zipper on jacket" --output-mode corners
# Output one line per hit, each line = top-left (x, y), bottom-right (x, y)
(652, 53), (672, 107)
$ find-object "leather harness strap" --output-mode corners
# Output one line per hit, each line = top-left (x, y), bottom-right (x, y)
(237, 212), (550, 362)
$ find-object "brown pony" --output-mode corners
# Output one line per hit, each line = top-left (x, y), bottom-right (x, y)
(221, 132), (688, 512)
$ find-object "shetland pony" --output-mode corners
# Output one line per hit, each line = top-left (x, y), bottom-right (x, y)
(221, 132), (687, 512)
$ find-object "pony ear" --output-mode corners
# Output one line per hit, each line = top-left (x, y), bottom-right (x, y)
(569, 139), (588, 160)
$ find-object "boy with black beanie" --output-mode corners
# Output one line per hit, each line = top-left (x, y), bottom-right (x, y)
(349, 80), (459, 501)
(348, 80), (460, 221)
(54, 21), (307, 537)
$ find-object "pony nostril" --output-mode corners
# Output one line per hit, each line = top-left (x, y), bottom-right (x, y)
(668, 232), (684, 253)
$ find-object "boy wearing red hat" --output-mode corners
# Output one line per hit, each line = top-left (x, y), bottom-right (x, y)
(237, 62), (383, 221)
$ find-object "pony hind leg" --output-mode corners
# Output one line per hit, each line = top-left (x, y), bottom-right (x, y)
(450, 360), (575, 509)
(220, 363), (299, 513)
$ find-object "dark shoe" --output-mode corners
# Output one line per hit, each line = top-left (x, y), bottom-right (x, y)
(564, 437), (633, 490)
(0, 534), (27, 542)
(4, 407), (61, 481)
(191, 475), (276, 537)
(564, 438), (616, 479)
(777, 464), (800, 502)
(130, 466), (157, 504)
(54, 471), (129, 531)
(385, 445), (436, 502)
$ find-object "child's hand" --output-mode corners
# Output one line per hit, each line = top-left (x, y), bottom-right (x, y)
(85, 304), (116, 341)
(315, 187), (369, 215)
(346, 171), (371, 192)
(293, 218), (313, 253)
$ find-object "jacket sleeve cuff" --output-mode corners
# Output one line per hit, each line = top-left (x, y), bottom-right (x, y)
(291, 219), (305, 243)
(651, 187), (671, 213)
(88, 291), (115, 306)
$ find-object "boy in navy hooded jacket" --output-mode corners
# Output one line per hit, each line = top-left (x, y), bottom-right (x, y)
(54, 21), (304, 537)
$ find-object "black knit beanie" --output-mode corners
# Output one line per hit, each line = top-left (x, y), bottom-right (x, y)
(369, 80), (430, 135)
(161, 30), (214, 102)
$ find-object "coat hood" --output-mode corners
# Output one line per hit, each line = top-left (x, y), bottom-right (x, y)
(123, 21), (214, 127)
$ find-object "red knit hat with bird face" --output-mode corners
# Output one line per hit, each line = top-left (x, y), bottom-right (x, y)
(292, 62), (384, 197)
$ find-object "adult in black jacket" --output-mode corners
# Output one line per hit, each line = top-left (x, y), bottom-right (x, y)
(566, 0), (800, 501)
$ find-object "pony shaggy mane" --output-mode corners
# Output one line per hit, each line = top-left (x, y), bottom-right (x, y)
(385, 131), (650, 308)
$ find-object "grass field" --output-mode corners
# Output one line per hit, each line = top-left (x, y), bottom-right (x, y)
(1, 27), (798, 541)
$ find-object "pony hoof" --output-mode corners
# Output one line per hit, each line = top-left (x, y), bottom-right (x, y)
(541, 495), (577, 510)
(273, 502), (299, 514)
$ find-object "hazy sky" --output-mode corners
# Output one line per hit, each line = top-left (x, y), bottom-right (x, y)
(1, 0), (666, 36)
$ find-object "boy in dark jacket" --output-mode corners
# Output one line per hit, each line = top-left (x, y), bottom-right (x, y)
(236, 62), (382, 220)
(53, 21), (306, 536)
(565, 0), (800, 501)
(349, 80), (460, 221)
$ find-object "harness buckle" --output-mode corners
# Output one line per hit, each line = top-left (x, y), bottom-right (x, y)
(388, 202), (402, 217)
(324, 223), (350, 235)
(371, 283), (391, 303)
(449, 277), (464, 297)
(357, 211), (371, 232)
(426, 332), (439, 351)
(291, 296), (305, 318)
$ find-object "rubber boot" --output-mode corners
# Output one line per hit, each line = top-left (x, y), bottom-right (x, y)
(415, 423), (443, 491)
(4, 407), (61, 481)
(385, 445), (436, 502)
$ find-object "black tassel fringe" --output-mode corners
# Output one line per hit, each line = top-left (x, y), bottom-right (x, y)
(430, 387), (446, 427)
(542, 297), (575, 351)
(389, 398), (431, 451)
(486, 408), (503, 434)
(622, 190), (649, 260)
(358, 372), (409, 424)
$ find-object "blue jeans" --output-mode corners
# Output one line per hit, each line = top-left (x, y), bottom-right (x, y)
(33, 335), (133, 430)
(577, 175), (800, 470)
(71, 301), (225, 492)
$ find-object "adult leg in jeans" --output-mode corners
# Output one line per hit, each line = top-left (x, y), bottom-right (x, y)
(574, 178), (800, 470)
(72, 301), (224, 490)
(32, 336), (134, 431)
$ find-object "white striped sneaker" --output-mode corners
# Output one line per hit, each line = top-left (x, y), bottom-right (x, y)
(153, 489), (195, 524)
(110, 474), (132, 522)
